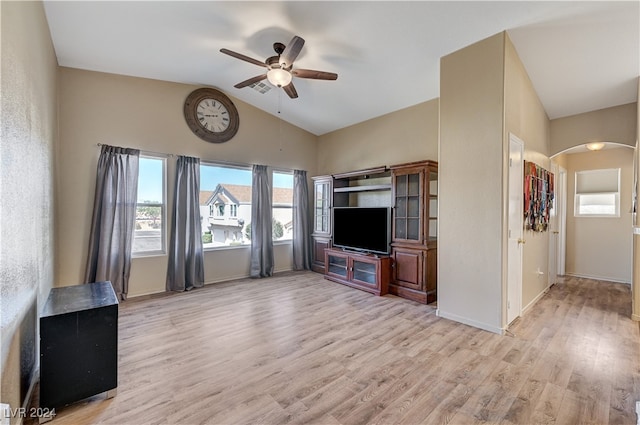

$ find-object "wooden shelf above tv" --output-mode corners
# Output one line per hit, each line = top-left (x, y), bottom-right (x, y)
(332, 166), (388, 180)
(332, 165), (392, 208)
(333, 184), (391, 193)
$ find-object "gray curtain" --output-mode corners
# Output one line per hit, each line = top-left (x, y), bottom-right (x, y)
(85, 145), (140, 300)
(293, 169), (312, 270)
(167, 155), (204, 291)
(250, 164), (274, 278)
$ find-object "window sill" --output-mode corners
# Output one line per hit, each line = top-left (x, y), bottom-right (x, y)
(132, 251), (166, 259)
(202, 239), (292, 252)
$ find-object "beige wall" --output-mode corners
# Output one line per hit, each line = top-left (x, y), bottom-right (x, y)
(316, 100), (439, 174)
(438, 33), (505, 333)
(57, 68), (318, 297)
(504, 35), (552, 313)
(550, 103), (637, 155)
(0, 0), (58, 411)
(564, 148), (634, 283)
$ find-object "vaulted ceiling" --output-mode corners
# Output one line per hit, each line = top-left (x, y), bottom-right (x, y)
(43, 1), (639, 136)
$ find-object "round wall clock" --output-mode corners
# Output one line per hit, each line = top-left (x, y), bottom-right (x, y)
(183, 88), (239, 143)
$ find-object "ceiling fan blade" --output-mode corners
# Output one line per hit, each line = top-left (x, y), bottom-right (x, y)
(283, 81), (298, 99)
(220, 48), (267, 68)
(279, 36), (305, 68)
(292, 69), (338, 80)
(234, 74), (267, 89)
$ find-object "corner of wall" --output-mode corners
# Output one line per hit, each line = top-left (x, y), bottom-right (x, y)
(1, 0), (58, 412)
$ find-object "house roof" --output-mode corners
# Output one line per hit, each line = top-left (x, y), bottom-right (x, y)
(199, 191), (213, 206)
(218, 184), (252, 204)
(201, 184), (293, 206)
(273, 187), (294, 205)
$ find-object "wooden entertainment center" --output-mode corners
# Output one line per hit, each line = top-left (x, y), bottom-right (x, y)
(312, 160), (438, 304)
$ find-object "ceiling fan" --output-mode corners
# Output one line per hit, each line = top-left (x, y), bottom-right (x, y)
(220, 35), (338, 99)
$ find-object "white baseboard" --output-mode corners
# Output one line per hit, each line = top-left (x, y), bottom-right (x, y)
(436, 309), (503, 335)
(128, 268), (295, 299)
(522, 284), (551, 315)
(565, 272), (630, 285)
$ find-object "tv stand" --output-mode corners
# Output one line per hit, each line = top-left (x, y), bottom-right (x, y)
(324, 248), (390, 296)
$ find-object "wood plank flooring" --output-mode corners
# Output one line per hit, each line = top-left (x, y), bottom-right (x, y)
(29, 273), (640, 424)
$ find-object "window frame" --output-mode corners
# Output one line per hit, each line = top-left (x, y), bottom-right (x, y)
(132, 154), (167, 258)
(574, 168), (621, 218)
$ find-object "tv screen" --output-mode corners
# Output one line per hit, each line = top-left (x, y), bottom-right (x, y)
(333, 207), (390, 255)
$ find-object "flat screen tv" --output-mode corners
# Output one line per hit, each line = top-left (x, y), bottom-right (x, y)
(332, 207), (390, 255)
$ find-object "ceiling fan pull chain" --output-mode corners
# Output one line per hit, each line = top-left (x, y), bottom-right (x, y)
(278, 90), (284, 152)
(277, 89), (282, 115)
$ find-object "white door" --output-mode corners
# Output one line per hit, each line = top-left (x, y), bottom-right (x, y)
(548, 161), (559, 286)
(507, 134), (524, 325)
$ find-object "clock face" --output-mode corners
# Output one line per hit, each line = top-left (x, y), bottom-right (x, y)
(184, 88), (239, 143)
(197, 99), (230, 133)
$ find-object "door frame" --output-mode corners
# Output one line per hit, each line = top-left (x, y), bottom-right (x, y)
(557, 166), (567, 276)
(549, 161), (559, 286)
(506, 133), (524, 326)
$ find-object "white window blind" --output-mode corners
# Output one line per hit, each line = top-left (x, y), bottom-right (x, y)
(574, 168), (620, 217)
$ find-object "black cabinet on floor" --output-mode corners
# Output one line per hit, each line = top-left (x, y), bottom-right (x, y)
(40, 281), (118, 411)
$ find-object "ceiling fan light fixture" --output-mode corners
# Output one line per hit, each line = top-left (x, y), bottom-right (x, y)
(586, 142), (605, 151)
(267, 68), (292, 87)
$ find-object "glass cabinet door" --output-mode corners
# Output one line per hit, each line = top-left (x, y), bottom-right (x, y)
(314, 179), (331, 235)
(327, 253), (348, 278)
(393, 171), (423, 243)
(352, 259), (377, 285)
(428, 171), (438, 240)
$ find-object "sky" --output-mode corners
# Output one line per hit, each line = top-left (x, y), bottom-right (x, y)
(137, 158), (293, 203)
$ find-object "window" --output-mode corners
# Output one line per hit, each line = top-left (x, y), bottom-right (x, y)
(574, 168), (620, 217)
(200, 163), (252, 248)
(133, 156), (166, 255)
(273, 171), (293, 241)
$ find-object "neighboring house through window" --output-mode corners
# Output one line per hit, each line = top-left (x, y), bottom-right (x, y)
(198, 163), (294, 248)
(199, 163), (252, 248)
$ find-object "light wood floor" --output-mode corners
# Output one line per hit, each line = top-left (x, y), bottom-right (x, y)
(32, 272), (640, 424)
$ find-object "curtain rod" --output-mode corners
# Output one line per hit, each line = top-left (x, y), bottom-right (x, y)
(96, 143), (290, 171)
(97, 143), (174, 157)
